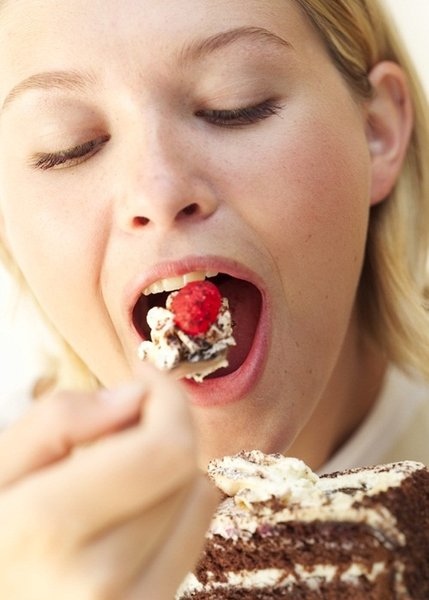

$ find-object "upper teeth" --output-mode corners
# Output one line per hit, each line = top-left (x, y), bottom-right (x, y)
(142, 270), (219, 296)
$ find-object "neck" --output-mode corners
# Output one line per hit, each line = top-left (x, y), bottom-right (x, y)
(286, 318), (387, 471)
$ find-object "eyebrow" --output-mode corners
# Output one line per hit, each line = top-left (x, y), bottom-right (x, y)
(1, 27), (291, 112)
(1, 70), (97, 111)
(180, 26), (292, 62)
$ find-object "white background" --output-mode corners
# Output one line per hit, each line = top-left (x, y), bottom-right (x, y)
(1, 0), (428, 401)
(384, 0), (429, 97)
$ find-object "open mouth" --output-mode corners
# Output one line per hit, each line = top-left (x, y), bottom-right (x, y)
(132, 272), (262, 378)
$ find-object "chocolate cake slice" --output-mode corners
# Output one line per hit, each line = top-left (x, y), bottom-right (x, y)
(176, 451), (429, 599)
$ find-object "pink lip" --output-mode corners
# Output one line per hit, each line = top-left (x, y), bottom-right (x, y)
(125, 254), (270, 407)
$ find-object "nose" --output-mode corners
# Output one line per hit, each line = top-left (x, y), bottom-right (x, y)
(115, 126), (218, 233)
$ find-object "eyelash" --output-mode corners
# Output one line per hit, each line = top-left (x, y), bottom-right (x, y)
(196, 100), (283, 127)
(31, 135), (110, 171)
(30, 100), (281, 171)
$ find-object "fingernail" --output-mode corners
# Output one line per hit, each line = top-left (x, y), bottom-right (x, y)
(98, 382), (147, 407)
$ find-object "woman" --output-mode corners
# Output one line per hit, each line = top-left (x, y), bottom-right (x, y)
(0, 0), (428, 597)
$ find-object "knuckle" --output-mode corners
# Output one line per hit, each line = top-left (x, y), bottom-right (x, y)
(37, 391), (75, 427)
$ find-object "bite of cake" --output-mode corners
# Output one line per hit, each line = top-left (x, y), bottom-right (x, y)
(176, 451), (429, 599)
(138, 280), (236, 382)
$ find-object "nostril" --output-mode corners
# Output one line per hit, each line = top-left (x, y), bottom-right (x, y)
(179, 203), (199, 218)
(133, 216), (150, 227)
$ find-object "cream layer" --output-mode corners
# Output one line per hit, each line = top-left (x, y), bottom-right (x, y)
(176, 561), (391, 597)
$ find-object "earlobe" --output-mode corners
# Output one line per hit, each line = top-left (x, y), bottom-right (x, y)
(366, 61), (413, 206)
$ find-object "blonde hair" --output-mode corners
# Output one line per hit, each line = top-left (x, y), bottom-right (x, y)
(295, 0), (429, 379)
(1, 0), (429, 389)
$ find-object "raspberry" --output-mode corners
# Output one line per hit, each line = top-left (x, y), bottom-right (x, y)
(171, 280), (222, 336)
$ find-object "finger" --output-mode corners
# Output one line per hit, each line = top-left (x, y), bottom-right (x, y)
(75, 475), (219, 600)
(14, 365), (199, 538)
(130, 476), (219, 600)
(0, 383), (146, 488)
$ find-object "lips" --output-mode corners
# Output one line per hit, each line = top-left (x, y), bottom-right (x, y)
(131, 267), (263, 378)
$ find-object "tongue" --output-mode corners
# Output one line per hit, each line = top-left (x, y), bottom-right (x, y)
(216, 277), (262, 375)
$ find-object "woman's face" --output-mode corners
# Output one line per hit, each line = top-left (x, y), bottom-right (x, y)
(0, 0), (373, 460)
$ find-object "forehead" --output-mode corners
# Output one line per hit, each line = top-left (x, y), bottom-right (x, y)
(0, 0), (305, 28)
(0, 0), (317, 70)
(0, 0), (331, 114)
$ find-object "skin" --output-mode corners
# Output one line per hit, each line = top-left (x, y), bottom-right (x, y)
(0, 0), (413, 595)
(0, 0), (411, 471)
(0, 363), (219, 598)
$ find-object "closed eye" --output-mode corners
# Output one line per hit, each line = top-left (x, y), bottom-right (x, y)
(30, 134), (110, 170)
(196, 100), (283, 127)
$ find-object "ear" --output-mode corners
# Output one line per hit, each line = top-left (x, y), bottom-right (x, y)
(366, 61), (413, 206)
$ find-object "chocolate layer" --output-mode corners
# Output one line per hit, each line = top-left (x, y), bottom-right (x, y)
(176, 455), (429, 599)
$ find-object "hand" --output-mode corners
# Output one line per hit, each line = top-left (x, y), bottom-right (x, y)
(0, 364), (218, 599)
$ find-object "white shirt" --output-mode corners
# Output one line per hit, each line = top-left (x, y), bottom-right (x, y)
(320, 365), (429, 474)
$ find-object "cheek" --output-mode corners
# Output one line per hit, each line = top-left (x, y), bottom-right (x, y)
(0, 178), (127, 383)
(2, 190), (91, 293)
(238, 114), (371, 283)
(0, 155), (103, 283)
(228, 112), (371, 375)
(0, 167), (110, 350)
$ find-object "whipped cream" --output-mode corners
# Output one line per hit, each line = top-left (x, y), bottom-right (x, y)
(138, 295), (236, 382)
(208, 450), (320, 508)
(206, 451), (425, 546)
